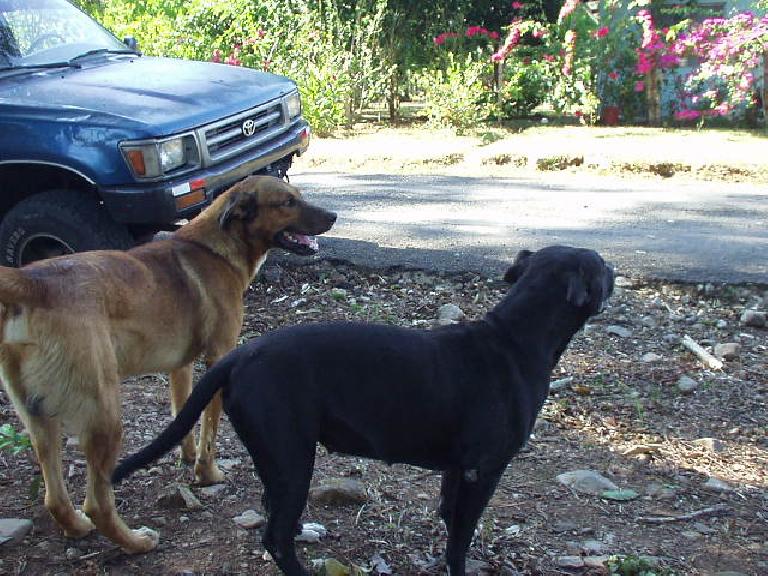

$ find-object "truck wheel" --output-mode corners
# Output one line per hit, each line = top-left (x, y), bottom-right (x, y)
(0, 190), (135, 267)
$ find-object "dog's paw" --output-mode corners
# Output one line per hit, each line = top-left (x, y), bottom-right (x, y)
(121, 526), (159, 554)
(194, 462), (225, 486)
(63, 510), (96, 538)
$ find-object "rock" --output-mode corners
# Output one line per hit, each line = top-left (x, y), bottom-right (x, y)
(740, 309), (766, 327)
(156, 485), (202, 510)
(677, 375), (698, 394)
(681, 530), (702, 540)
(703, 477), (733, 492)
(465, 558), (492, 575)
(714, 343), (741, 361)
(583, 555), (610, 569)
(0, 518), (32, 545)
(549, 376), (573, 392)
(556, 470), (618, 496)
(641, 316), (658, 328)
(557, 555), (585, 569)
(216, 458), (241, 471)
(437, 303), (465, 326)
(582, 540), (606, 555)
(200, 484), (227, 497)
(645, 482), (677, 501)
(663, 333), (681, 345)
(614, 276), (634, 288)
(605, 325), (632, 338)
(233, 510), (265, 529)
(716, 319), (728, 329)
(622, 444), (661, 456)
(551, 520), (578, 533)
(295, 528), (321, 543)
(693, 438), (724, 453)
(309, 478), (367, 506)
(641, 352), (662, 363)
(65, 547), (80, 560)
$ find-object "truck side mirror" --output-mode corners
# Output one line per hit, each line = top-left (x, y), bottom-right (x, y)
(123, 36), (139, 52)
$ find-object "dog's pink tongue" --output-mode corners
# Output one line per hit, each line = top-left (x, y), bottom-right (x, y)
(295, 234), (319, 251)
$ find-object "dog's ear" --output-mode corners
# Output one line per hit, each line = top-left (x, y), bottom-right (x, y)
(218, 190), (259, 230)
(504, 249), (533, 284)
(566, 266), (607, 315)
(218, 191), (242, 230)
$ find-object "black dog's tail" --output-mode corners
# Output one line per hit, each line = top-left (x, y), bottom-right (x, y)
(112, 353), (237, 484)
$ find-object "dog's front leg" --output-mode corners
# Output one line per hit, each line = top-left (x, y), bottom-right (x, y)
(169, 364), (196, 463)
(194, 354), (227, 485)
(444, 466), (505, 576)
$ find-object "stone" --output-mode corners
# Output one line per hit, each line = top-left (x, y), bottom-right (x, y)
(549, 376), (573, 392)
(681, 530), (702, 540)
(437, 303), (465, 325)
(677, 375), (698, 394)
(641, 316), (658, 328)
(583, 556), (610, 569)
(233, 510), (265, 529)
(716, 319), (728, 329)
(693, 438), (724, 453)
(309, 478), (368, 506)
(641, 352), (662, 363)
(740, 309), (766, 327)
(605, 325), (632, 338)
(582, 540), (606, 555)
(557, 556), (585, 569)
(65, 547), (80, 560)
(156, 485), (202, 510)
(703, 477), (733, 492)
(465, 558), (492, 575)
(556, 469), (618, 496)
(0, 518), (32, 545)
(663, 333), (681, 345)
(714, 343), (741, 361)
(200, 484), (227, 497)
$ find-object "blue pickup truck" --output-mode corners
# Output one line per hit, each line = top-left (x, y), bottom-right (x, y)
(0, 0), (310, 266)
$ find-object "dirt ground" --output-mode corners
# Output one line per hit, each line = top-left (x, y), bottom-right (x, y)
(296, 125), (768, 183)
(1, 257), (766, 575)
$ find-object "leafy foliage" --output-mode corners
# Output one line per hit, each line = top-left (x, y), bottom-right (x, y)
(0, 423), (31, 455)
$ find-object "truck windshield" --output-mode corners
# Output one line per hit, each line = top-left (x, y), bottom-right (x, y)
(0, 0), (130, 69)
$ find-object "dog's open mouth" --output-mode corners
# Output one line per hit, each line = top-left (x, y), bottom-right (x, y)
(274, 230), (319, 256)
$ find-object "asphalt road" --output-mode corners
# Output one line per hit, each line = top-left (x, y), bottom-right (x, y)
(292, 171), (768, 285)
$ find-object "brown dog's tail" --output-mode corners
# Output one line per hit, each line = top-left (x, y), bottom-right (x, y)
(112, 352), (237, 484)
(0, 267), (46, 306)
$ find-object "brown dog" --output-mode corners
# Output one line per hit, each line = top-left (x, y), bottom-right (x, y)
(0, 175), (336, 553)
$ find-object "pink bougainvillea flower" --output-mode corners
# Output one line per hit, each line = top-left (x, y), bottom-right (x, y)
(634, 80), (645, 92)
(532, 28), (545, 38)
(512, 1), (524, 8)
(574, 110), (583, 117)
(433, 34), (445, 45)
(544, 54), (556, 62)
(489, 31), (500, 39)
(608, 71), (619, 80)
(558, 0), (580, 23)
(594, 26), (609, 38)
(211, 49), (222, 63)
(258, 29), (266, 38)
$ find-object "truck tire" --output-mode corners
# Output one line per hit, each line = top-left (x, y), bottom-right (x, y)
(0, 190), (135, 267)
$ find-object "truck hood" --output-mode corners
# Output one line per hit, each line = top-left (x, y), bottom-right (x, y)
(0, 55), (296, 136)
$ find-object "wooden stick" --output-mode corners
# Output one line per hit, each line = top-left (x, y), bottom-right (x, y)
(636, 504), (732, 525)
(681, 334), (724, 370)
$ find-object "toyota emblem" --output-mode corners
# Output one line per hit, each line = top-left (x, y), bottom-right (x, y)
(242, 119), (257, 137)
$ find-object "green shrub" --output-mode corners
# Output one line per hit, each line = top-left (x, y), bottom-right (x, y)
(422, 54), (494, 133)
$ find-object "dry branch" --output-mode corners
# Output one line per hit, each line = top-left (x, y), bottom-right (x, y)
(681, 334), (724, 370)
(636, 504), (732, 525)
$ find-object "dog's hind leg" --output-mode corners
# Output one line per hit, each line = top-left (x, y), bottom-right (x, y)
(169, 364), (196, 463)
(80, 373), (159, 554)
(194, 353), (232, 486)
(27, 416), (95, 538)
(438, 469), (461, 534)
(260, 460), (314, 576)
(444, 466), (505, 576)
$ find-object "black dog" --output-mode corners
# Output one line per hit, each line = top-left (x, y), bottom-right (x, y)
(113, 245), (613, 575)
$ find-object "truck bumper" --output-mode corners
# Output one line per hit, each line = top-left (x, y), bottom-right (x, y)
(100, 120), (310, 225)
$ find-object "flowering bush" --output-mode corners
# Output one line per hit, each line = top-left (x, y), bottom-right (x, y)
(670, 12), (768, 122)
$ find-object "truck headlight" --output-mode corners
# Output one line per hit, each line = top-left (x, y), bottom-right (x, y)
(285, 91), (301, 119)
(121, 134), (199, 179)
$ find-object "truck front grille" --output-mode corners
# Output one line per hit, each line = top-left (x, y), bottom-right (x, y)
(200, 100), (285, 164)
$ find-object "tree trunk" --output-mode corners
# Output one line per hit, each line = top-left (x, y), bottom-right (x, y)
(388, 65), (398, 123)
(646, 67), (661, 127)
